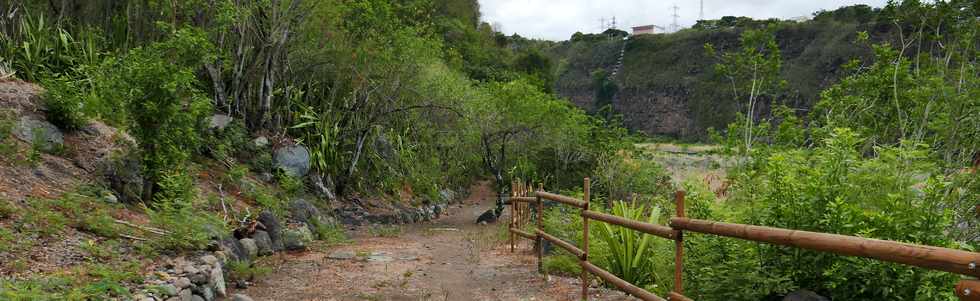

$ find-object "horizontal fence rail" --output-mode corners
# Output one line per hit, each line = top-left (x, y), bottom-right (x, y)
(580, 260), (665, 301)
(583, 210), (675, 240)
(670, 218), (980, 277)
(507, 196), (538, 204)
(506, 177), (979, 301)
(537, 229), (585, 258)
(537, 191), (587, 208)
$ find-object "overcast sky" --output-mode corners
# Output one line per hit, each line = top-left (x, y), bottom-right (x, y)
(479, 0), (890, 40)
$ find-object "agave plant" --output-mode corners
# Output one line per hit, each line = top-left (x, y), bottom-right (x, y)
(594, 200), (663, 289)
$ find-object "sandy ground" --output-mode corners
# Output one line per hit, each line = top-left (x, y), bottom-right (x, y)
(236, 182), (634, 301)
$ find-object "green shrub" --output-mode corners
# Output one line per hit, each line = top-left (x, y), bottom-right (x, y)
(541, 254), (581, 276)
(226, 260), (272, 282)
(0, 109), (16, 157)
(41, 76), (88, 130)
(276, 171), (305, 197)
(146, 171), (225, 252)
(101, 27), (214, 201)
(309, 218), (349, 244)
(0, 199), (15, 219)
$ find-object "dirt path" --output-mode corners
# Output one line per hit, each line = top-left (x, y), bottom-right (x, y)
(237, 182), (632, 301)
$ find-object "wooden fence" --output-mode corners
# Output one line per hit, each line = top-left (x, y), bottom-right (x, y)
(505, 178), (980, 301)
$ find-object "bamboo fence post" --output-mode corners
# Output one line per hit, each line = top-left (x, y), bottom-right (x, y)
(510, 181), (515, 253)
(582, 177), (591, 301)
(537, 182), (544, 273)
(673, 191), (686, 295)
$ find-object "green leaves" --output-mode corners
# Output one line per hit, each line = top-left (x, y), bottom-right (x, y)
(594, 201), (664, 290)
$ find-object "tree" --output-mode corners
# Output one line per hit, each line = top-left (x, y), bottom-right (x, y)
(706, 25), (784, 151)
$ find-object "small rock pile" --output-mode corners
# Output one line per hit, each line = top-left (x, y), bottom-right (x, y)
(132, 255), (228, 301)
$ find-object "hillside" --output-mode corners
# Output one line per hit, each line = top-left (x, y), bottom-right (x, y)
(550, 6), (884, 140)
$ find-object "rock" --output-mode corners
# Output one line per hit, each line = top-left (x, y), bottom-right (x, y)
(183, 265), (200, 275)
(193, 285), (214, 301)
(97, 152), (143, 203)
(230, 294), (254, 301)
(252, 136), (269, 148)
(239, 238), (258, 259)
(200, 255), (219, 266)
(367, 255), (394, 262)
(207, 114), (233, 131)
(327, 251), (355, 260)
(251, 230), (274, 256)
(432, 205), (442, 218)
(179, 289), (193, 301)
(218, 237), (246, 262)
(166, 297), (179, 301)
(209, 265), (226, 297)
(257, 211), (284, 251)
(190, 295), (205, 301)
(190, 272), (208, 285)
(783, 290), (829, 301)
(174, 277), (192, 289)
(273, 145), (311, 177)
(374, 136), (395, 161)
(160, 284), (179, 297)
(282, 224), (314, 250)
(289, 199), (332, 230)
(14, 116), (63, 152)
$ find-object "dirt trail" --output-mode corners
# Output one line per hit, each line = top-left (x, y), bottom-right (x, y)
(238, 182), (631, 301)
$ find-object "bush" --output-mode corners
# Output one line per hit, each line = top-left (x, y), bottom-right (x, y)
(541, 254), (581, 276)
(309, 218), (348, 244)
(103, 27), (214, 201)
(226, 260), (271, 282)
(41, 76), (88, 130)
(146, 171), (225, 252)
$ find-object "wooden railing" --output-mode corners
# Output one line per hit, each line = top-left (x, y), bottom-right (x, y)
(505, 178), (980, 301)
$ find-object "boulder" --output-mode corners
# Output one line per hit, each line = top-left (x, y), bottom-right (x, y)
(289, 199), (333, 229)
(14, 116), (63, 152)
(174, 277), (192, 289)
(207, 114), (233, 131)
(179, 289), (193, 301)
(257, 211), (284, 251)
(239, 238), (257, 259)
(282, 224), (314, 250)
(97, 152), (144, 203)
(209, 265), (226, 297)
(273, 145), (311, 177)
(251, 230), (274, 256)
(218, 237), (247, 262)
(783, 290), (829, 301)
(160, 284), (179, 297)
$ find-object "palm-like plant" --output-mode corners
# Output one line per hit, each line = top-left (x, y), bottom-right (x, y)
(594, 200), (662, 289)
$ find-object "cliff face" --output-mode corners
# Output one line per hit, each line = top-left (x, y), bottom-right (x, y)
(550, 17), (877, 140)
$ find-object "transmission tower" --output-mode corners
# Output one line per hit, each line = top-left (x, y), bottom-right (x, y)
(670, 4), (680, 33)
(699, 0), (704, 20)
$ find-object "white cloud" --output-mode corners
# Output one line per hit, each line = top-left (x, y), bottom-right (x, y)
(479, 0), (890, 40)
